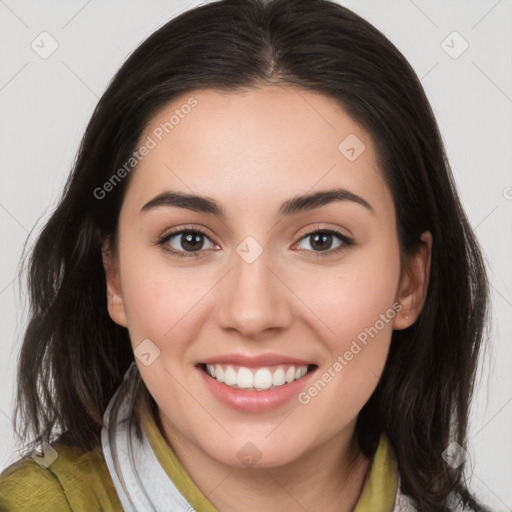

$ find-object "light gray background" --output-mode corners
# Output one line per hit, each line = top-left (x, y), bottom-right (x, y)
(0, 0), (511, 510)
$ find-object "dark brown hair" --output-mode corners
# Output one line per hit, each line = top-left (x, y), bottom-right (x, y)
(12, 0), (490, 510)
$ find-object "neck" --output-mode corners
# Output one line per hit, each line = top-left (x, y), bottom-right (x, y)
(156, 409), (371, 512)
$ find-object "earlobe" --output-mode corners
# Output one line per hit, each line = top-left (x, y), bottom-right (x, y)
(393, 231), (432, 330)
(101, 242), (128, 327)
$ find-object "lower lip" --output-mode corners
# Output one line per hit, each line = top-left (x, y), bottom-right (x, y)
(198, 366), (317, 412)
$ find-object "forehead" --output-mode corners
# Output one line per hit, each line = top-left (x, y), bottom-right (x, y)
(125, 85), (393, 218)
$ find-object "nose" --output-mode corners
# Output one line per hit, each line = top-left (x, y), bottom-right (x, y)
(215, 240), (293, 339)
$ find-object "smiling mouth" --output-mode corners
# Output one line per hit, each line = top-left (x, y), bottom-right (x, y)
(199, 363), (317, 391)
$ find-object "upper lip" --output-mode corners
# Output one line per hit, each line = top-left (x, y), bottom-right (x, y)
(200, 353), (315, 368)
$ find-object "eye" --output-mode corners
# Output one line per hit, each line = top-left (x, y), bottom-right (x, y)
(157, 225), (354, 260)
(158, 227), (218, 258)
(294, 227), (354, 257)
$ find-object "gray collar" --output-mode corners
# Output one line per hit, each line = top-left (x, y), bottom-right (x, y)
(101, 362), (192, 512)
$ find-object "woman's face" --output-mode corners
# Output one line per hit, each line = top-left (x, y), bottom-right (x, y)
(104, 84), (429, 468)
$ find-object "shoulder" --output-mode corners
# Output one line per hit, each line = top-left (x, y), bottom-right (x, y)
(0, 454), (70, 512)
(393, 475), (487, 511)
(0, 441), (123, 512)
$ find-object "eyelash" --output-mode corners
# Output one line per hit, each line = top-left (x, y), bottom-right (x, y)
(157, 225), (354, 260)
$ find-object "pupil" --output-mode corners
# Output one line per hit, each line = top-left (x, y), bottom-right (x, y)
(182, 232), (203, 251)
(311, 233), (332, 251)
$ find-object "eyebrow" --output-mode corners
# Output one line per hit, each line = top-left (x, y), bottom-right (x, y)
(140, 187), (375, 217)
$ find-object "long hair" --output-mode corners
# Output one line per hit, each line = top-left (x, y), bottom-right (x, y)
(13, 1), (490, 510)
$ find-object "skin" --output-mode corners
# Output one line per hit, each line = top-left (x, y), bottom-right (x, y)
(103, 84), (432, 512)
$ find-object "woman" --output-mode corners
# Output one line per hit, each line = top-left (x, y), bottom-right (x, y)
(0, 0), (491, 510)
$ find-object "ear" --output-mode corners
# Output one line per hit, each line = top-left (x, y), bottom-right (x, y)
(101, 241), (128, 327)
(393, 231), (432, 330)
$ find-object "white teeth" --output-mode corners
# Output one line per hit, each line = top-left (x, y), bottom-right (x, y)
(285, 366), (296, 383)
(205, 364), (310, 390)
(215, 364), (224, 383)
(224, 366), (237, 386)
(237, 367), (254, 389)
(272, 367), (285, 386)
(254, 368), (273, 390)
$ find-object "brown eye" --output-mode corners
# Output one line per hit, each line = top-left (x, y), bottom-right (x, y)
(295, 228), (354, 257)
(159, 229), (217, 258)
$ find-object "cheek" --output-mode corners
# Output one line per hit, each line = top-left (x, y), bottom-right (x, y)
(118, 252), (209, 411)
(291, 239), (401, 347)
(290, 240), (400, 413)
(117, 240), (199, 347)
